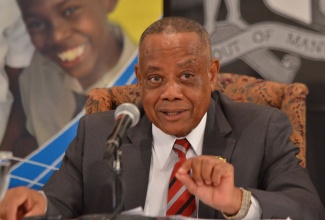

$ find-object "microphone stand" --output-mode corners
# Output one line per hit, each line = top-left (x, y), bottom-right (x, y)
(113, 147), (123, 209)
(103, 103), (140, 219)
(104, 142), (125, 219)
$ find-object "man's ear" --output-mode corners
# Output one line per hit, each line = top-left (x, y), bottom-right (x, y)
(104, 0), (118, 13)
(208, 58), (220, 91)
(135, 64), (142, 86)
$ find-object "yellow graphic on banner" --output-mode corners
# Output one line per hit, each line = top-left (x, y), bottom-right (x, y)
(109, 0), (163, 43)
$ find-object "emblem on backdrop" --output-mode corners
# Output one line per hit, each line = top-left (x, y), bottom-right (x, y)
(204, 0), (325, 83)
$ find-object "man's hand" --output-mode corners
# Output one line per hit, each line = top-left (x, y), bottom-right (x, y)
(176, 155), (242, 215)
(0, 186), (46, 220)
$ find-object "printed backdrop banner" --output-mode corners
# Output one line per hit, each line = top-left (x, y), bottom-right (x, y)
(9, 54), (138, 189)
(8, 0), (163, 190)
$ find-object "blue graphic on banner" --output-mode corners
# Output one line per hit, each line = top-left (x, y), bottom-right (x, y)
(9, 54), (138, 190)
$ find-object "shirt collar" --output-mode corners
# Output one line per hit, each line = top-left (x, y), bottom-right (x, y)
(152, 113), (207, 169)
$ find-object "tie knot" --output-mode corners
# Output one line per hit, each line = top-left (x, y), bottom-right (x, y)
(173, 139), (190, 158)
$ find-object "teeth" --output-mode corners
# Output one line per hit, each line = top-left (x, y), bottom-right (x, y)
(58, 45), (85, 62)
(166, 112), (180, 116)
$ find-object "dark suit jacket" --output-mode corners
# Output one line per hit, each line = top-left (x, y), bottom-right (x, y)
(44, 91), (325, 219)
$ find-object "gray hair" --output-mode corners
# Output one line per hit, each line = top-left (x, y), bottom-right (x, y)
(139, 17), (212, 58)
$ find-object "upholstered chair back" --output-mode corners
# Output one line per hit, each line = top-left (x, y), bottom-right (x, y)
(85, 73), (308, 167)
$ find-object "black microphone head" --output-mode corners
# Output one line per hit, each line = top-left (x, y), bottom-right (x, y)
(114, 103), (140, 127)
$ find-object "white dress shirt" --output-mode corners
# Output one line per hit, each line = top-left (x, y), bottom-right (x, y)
(144, 113), (262, 219)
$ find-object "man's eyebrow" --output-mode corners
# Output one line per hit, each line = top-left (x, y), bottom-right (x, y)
(176, 60), (196, 68)
(146, 66), (162, 72)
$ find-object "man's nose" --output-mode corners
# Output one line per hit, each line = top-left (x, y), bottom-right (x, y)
(160, 81), (183, 101)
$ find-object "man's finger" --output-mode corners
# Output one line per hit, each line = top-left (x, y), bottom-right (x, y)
(177, 158), (194, 174)
(175, 170), (197, 194)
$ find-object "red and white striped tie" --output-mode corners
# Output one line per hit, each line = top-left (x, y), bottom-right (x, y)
(166, 139), (196, 217)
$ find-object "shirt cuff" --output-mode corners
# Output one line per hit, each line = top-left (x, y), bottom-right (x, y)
(243, 194), (262, 220)
(222, 188), (262, 220)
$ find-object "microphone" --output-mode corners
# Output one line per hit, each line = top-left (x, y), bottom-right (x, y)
(106, 103), (140, 151)
(104, 103), (140, 214)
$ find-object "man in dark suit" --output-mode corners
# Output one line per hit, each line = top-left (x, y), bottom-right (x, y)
(0, 17), (324, 220)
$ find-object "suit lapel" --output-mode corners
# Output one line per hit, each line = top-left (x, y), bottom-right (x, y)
(121, 106), (153, 211)
(199, 91), (237, 218)
(202, 91), (237, 161)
